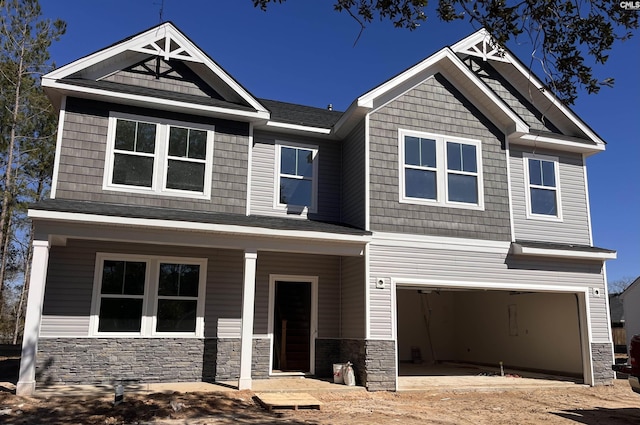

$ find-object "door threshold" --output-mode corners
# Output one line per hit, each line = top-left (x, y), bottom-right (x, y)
(270, 371), (311, 377)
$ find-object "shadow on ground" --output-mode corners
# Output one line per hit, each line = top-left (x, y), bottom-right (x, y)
(0, 391), (319, 425)
(553, 407), (640, 424)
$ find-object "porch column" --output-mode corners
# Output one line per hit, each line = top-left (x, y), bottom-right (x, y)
(238, 249), (257, 390)
(16, 240), (51, 396)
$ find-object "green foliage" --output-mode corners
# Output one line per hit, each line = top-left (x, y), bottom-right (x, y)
(0, 0), (65, 342)
(252, 0), (638, 104)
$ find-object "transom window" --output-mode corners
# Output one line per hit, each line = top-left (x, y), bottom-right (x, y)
(399, 130), (483, 209)
(524, 153), (562, 220)
(104, 113), (214, 199)
(275, 142), (318, 213)
(91, 254), (207, 337)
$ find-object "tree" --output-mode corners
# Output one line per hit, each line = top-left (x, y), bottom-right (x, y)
(609, 276), (636, 295)
(0, 0), (65, 334)
(252, 0), (638, 104)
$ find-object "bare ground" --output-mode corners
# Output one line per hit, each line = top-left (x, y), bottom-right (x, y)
(0, 380), (638, 424)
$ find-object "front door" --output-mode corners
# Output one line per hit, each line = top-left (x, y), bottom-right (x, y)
(272, 281), (311, 372)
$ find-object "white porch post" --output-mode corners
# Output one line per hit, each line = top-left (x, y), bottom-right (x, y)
(16, 240), (51, 396)
(238, 249), (257, 390)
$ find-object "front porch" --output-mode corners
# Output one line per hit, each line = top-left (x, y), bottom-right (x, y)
(17, 204), (372, 395)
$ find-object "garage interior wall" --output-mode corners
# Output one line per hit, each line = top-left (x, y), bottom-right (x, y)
(397, 289), (583, 376)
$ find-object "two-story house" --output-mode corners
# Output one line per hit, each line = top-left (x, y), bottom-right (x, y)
(16, 22), (616, 395)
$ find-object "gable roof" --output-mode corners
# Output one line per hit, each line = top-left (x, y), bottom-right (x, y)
(450, 29), (605, 153)
(42, 22), (270, 121)
(336, 28), (606, 155)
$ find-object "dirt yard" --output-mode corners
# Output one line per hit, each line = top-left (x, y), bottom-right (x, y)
(0, 380), (638, 424)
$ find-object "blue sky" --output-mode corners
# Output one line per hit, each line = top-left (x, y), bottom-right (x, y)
(40, 1), (639, 285)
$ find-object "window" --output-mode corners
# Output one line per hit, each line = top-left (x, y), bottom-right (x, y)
(399, 130), (483, 209)
(524, 153), (562, 220)
(104, 113), (214, 199)
(91, 254), (207, 337)
(275, 142), (318, 212)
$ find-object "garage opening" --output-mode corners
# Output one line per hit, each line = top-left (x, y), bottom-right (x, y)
(396, 287), (585, 383)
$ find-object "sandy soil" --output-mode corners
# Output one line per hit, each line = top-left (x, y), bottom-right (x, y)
(0, 380), (638, 424)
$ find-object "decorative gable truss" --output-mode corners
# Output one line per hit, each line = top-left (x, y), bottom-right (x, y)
(131, 32), (200, 62)
(453, 31), (509, 63)
(42, 22), (269, 121)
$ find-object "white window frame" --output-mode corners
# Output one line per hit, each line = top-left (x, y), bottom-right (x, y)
(89, 253), (207, 338)
(103, 112), (215, 200)
(523, 152), (563, 222)
(398, 129), (484, 210)
(273, 141), (319, 214)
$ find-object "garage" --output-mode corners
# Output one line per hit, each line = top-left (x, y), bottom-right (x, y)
(395, 286), (588, 383)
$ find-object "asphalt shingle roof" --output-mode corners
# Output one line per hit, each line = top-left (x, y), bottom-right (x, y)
(514, 240), (615, 254)
(30, 199), (369, 236)
(258, 98), (343, 129)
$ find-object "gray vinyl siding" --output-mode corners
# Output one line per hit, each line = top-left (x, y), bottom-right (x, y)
(510, 146), (591, 245)
(254, 252), (341, 338)
(54, 97), (248, 214)
(368, 239), (609, 342)
(464, 57), (560, 132)
(368, 73), (511, 240)
(340, 256), (366, 338)
(341, 119), (366, 229)
(250, 131), (341, 222)
(40, 239), (244, 339)
(102, 58), (216, 98)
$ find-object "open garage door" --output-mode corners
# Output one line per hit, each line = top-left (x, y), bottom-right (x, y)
(396, 286), (588, 383)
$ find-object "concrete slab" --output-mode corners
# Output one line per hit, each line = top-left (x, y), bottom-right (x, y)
(398, 362), (583, 392)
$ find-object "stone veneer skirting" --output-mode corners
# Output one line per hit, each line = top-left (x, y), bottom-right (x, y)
(36, 338), (212, 385)
(315, 338), (396, 391)
(590, 342), (614, 385)
(37, 337), (397, 389)
(36, 337), (272, 386)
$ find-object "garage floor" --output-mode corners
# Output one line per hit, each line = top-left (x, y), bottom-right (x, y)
(398, 362), (582, 391)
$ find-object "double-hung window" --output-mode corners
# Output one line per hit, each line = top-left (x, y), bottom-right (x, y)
(524, 153), (562, 220)
(91, 254), (207, 337)
(275, 142), (318, 213)
(399, 130), (483, 209)
(104, 113), (214, 199)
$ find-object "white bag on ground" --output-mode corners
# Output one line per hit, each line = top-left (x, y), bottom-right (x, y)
(343, 362), (356, 386)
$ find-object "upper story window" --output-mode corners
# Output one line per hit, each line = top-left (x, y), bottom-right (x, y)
(399, 129), (484, 210)
(90, 253), (207, 337)
(104, 113), (214, 199)
(274, 142), (318, 213)
(524, 153), (562, 221)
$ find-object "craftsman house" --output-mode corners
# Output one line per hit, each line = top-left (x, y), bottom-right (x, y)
(17, 22), (617, 395)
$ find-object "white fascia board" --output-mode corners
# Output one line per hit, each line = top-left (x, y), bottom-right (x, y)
(511, 243), (617, 260)
(28, 209), (371, 245)
(372, 231), (511, 253)
(450, 28), (490, 53)
(41, 78), (270, 121)
(332, 99), (367, 138)
(502, 51), (606, 147)
(262, 121), (332, 135)
(356, 48), (528, 134)
(509, 132), (605, 155)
